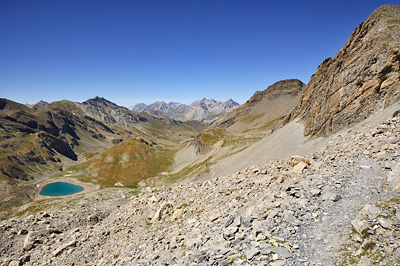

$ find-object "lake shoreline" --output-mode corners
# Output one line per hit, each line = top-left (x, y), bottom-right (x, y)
(33, 177), (100, 200)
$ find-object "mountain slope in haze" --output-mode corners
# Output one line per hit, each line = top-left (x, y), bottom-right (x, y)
(129, 98), (239, 124)
(287, 4), (400, 136)
(213, 79), (305, 134)
(80, 97), (207, 146)
(130, 101), (187, 114)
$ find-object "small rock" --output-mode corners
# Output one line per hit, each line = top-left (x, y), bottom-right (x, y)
(361, 204), (380, 220)
(23, 231), (39, 251)
(87, 214), (99, 224)
(292, 162), (308, 174)
(245, 248), (260, 260)
(218, 259), (232, 266)
(225, 216), (235, 228)
(209, 209), (221, 222)
(353, 234), (363, 243)
(18, 229), (28, 235)
(46, 225), (61, 234)
(223, 226), (238, 239)
(232, 216), (241, 228)
(283, 211), (301, 226)
(151, 202), (173, 223)
(171, 208), (184, 220)
(267, 209), (280, 220)
(270, 247), (292, 259)
(351, 219), (367, 234)
(270, 260), (286, 266)
(309, 188), (321, 196)
(321, 192), (342, 202)
(8, 260), (20, 266)
(52, 240), (77, 257)
(378, 218), (392, 229)
(290, 156), (310, 167)
(388, 161), (400, 191)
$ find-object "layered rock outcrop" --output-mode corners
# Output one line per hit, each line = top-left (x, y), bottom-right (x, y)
(288, 5), (400, 136)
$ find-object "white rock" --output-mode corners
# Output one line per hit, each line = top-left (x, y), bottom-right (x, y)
(292, 162), (307, 174)
(388, 160), (400, 191)
(361, 204), (380, 220)
(378, 218), (392, 229)
(351, 219), (367, 234)
(151, 202), (173, 223)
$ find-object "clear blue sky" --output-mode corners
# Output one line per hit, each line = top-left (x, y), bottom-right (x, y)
(0, 0), (397, 107)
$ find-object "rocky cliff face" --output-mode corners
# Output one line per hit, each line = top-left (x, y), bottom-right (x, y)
(288, 5), (400, 136)
(214, 79), (305, 134)
(79, 96), (147, 126)
(129, 99), (239, 124)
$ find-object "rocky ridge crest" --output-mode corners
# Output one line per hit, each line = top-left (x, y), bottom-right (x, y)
(130, 98), (239, 124)
(287, 5), (400, 136)
(214, 79), (305, 134)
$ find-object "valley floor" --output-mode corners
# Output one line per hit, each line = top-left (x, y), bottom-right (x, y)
(1, 104), (400, 266)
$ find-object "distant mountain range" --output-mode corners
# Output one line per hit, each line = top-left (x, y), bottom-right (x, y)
(129, 98), (239, 124)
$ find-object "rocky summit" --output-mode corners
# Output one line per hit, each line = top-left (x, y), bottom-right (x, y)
(287, 5), (400, 136)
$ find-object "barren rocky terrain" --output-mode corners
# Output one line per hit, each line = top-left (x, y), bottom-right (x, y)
(1, 102), (400, 266)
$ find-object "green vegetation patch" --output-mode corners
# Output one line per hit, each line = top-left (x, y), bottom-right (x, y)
(387, 19), (400, 24)
(78, 139), (175, 187)
(199, 128), (227, 145)
(242, 116), (283, 134)
(239, 113), (264, 124)
(82, 152), (98, 160)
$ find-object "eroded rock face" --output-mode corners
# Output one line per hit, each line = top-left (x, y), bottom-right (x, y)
(37, 132), (77, 161)
(289, 5), (400, 136)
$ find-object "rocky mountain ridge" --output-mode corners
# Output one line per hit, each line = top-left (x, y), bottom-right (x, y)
(214, 79), (305, 134)
(0, 98), (121, 209)
(129, 98), (239, 124)
(0, 97), (206, 210)
(286, 4), (400, 136)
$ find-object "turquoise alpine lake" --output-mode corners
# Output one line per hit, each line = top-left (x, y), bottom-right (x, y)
(40, 182), (84, 196)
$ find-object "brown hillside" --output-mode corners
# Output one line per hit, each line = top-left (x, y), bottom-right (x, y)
(214, 79), (305, 134)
